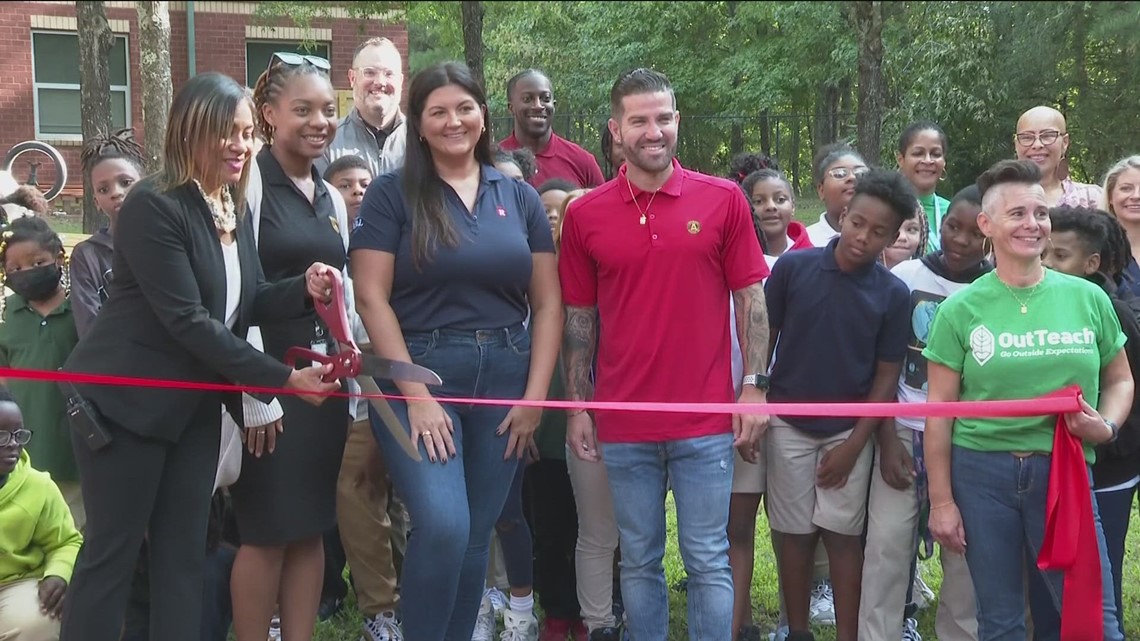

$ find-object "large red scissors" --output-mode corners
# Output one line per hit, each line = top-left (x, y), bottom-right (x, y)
(286, 277), (439, 461)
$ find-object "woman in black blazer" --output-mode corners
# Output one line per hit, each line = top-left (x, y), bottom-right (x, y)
(59, 73), (340, 641)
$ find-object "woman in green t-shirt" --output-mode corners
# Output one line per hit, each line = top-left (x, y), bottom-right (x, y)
(896, 121), (952, 254)
(922, 160), (1131, 641)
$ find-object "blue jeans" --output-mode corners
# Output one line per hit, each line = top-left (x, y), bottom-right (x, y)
(370, 326), (530, 641)
(951, 446), (1123, 641)
(601, 433), (734, 641)
(495, 456), (534, 587)
(1027, 482), (1134, 641)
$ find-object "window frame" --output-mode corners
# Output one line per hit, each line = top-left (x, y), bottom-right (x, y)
(31, 29), (132, 141)
(244, 39), (332, 89)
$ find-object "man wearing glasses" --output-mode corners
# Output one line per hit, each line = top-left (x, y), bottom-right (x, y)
(320, 37), (407, 178)
(1014, 105), (1103, 207)
(0, 390), (83, 641)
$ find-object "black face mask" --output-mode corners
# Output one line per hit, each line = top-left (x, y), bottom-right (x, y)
(6, 264), (61, 302)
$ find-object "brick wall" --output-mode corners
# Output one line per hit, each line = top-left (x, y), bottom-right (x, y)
(0, 1), (407, 213)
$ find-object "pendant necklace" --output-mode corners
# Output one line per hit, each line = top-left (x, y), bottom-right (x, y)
(998, 268), (1045, 314)
(626, 177), (658, 225)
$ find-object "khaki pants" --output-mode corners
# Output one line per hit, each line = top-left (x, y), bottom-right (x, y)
(0, 578), (59, 641)
(937, 550), (979, 641)
(57, 482), (84, 532)
(335, 419), (408, 616)
(566, 449), (619, 631)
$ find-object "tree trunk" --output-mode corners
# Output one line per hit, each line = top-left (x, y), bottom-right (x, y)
(853, 0), (886, 166)
(460, 1), (485, 91)
(78, 1), (116, 232)
(759, 110), (771, 157)
(137, 1), (172, 175)
(814, 82), (840, 147)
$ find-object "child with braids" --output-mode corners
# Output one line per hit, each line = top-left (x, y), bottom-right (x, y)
(1040, 206), (1140, 638)
(0, 217), (82, 528)
(70, 128), (143, 337)
(230, 53), (352, 641)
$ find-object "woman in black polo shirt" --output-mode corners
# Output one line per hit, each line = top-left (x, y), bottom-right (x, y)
(349, 62), (561, 641)
(228, 54), (350, 641)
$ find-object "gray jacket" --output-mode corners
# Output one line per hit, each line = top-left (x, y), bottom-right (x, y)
(318, 107), (407, 178)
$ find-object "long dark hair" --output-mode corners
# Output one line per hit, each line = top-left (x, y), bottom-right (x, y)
(403, 62), (494, 267)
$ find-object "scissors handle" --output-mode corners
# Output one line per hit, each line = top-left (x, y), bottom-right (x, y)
(284, 347), (359, 382)
(313, 274), (358, 352)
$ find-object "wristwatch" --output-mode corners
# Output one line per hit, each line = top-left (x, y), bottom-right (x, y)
(742, 374), (770, 392)
(1104, 418), (1120, 443)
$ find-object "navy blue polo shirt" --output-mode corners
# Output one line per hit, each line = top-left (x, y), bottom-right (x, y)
(765, 238), (910, 434)
(349, 165), (554, 332)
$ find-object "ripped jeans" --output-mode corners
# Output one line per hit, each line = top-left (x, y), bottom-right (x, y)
(601, 433), (735, 641)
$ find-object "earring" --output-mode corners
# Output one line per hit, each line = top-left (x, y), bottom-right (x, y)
(940, 168), (948, 181)
(481, 125), (486, 133)
(419, 136), (425, 143)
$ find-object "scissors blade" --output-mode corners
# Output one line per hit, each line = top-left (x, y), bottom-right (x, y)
(356, 376), (422, 462)
(358, 353), (442, 385)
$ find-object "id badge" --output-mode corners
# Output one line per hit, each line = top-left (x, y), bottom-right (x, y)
(311, 321), (329, 356)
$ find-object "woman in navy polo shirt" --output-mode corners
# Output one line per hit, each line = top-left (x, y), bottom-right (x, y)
(349, 61), (561, 641)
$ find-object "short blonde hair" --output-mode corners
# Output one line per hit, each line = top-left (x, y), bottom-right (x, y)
(352, 37), (401, 68)
(1102, 155), (1140, 216)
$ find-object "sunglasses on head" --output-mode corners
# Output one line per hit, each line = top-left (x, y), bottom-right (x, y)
(271, 52), (331, 71)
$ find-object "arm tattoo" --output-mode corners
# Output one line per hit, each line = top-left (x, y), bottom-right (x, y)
(563, 305), (598, 401)
(733, 282), (770, 376)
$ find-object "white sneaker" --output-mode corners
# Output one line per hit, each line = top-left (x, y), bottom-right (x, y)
(486, 587), (508, 615)
(912, 575), (935, 609)
(499, 609), (538, 641)
(362, 611), (404, 641)
(768, 625), (789, 641)
(472, 594), (497, 641)
(902, 617), (923, 641)
(808, 581), (836, 625)
(267, 615), (283, 641)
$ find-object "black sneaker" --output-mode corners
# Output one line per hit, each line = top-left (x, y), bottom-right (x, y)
(589, 627), (621, 641)
(317, 596), (344, 622)
(786, 631), (816, 641)
(736, 625), (762, 641)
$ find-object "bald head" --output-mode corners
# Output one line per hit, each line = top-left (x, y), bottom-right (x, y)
(1017, 106), (1066, 133)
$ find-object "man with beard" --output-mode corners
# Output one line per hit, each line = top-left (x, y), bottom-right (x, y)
(558, 68), (771, 641)
(320, 37), (406, 178)
(498, 69), (605, 189)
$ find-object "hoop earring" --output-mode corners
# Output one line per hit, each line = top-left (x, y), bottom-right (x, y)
(940, 168), (948, 181)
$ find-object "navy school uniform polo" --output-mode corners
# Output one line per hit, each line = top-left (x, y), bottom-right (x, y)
(765, 238), (910, 434)
(348, 165), (554, 332)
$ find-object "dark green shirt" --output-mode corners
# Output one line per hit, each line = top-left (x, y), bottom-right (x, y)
(534, 359), (567, 461)
(0, 294), (78, 482)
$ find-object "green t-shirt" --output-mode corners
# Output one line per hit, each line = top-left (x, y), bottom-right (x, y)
(922, 270), (1125, 462)
(0, 294), (79, 482)
(921, 193), (952, 254)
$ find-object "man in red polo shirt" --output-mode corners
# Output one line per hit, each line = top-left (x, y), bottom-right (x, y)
(558, 67), (771, 641)
(499, 69), (605, 189)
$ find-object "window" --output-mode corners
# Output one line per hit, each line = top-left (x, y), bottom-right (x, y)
(32, 31), (130, 139)
(245, 41), (331, 88)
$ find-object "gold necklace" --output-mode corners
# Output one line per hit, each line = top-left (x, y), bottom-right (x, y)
(997, 268), (1045, 314)
(626, 177), (658, 225)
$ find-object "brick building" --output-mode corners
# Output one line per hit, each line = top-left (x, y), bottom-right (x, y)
(0, 1), (408, 211)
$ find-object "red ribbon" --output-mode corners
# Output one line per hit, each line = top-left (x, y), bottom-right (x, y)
(1038, 388), (1104, 641)
(1, 366), (1084, 418)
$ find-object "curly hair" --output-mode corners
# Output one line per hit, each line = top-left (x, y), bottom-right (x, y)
(729, 153), (780, 186)
(0, 215), (68, 314)
(0, 185), (49, 217)
(1050, 206), (1133, 281)
(81, 128), (144, 177)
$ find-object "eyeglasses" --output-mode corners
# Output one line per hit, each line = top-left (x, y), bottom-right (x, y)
(353, 66), (400, 82)
(0, 429), (31, 446)
(271, 52), (331, 71)
(828, 166), (870, 181)
(1015, 130), (1064, 147)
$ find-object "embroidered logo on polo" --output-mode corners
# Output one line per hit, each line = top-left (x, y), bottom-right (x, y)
(686, 220), (701, 234)
(352, 216), (364, 231)
(970, 325), (994, 366)
(497, 206), (507, 217)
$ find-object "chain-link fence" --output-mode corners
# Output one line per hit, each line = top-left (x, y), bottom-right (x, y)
(491, 112), (856, 194)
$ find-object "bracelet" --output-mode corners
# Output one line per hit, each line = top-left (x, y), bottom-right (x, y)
(566, 408), (587, 418)
(930, 501), (955, 510)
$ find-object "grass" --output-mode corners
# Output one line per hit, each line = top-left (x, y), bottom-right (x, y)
(308, 495), (1140, 640)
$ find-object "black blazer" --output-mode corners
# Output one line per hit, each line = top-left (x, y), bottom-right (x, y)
(65, 179), (309, 442)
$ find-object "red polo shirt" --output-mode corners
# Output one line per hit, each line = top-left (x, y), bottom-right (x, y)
(558, 158), (769, 443)
(499, 131), (606, 189)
